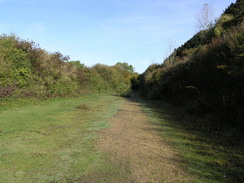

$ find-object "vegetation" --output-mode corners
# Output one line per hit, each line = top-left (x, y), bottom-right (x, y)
(0, 94), (127, 183)
(0, 0), (243, 182)
(0, 33), (138, 182)
(137, 2), (244, 180)
(137, 0), (244, 132)
(141, 100), (244, 183)
(0, 35), (136, 99)
(195, 3), (215, 31)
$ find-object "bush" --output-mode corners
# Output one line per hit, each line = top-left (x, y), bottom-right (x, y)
(137, 1), (244, 130)
(0, 34), (136, 99)
(115, 82), (131, 97)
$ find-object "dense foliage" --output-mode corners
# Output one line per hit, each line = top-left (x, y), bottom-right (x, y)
(137, 0), (244, 130)
(0, 35), (136, 99)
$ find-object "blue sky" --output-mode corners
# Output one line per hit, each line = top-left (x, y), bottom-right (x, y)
(0, 0), (235, 73)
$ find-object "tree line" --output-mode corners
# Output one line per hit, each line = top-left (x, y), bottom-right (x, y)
(136, 0), (244, 131)
(0, 35), (137, 99)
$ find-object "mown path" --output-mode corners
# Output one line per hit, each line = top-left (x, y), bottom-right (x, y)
(96, 93), (191, 183)
(0, 93), (197, 183)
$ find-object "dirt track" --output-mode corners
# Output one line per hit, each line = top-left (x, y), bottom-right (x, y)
(97, 93), (190, 183)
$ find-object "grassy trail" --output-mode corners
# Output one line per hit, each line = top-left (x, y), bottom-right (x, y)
(0, 93), (243, 182)
(96, 93), (191, 183)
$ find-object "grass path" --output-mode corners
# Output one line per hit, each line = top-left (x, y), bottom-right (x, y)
(96, 93), (191, 183)
(95, 93), (243, 182)
(1, 93), (242, 182)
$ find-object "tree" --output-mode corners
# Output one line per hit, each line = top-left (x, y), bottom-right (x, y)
(195, 3), (215, 31)
(115, 62), (134, 72)
(165, 39), (177, 66)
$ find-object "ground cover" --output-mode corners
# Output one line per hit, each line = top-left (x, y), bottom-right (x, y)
(0, 94), (122, 183)
(141, 99), (244, 183)
(1, 93), (242, 183)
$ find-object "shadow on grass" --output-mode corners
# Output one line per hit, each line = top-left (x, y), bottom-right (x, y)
(125, 93), (244, 183)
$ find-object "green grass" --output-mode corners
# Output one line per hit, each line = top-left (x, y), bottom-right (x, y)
(141, 100), (244, 183)
(2, 94), (243, 182)
(0, 94), (124, 183)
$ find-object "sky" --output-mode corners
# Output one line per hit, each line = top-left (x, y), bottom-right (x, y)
(0, 0), (236, 73)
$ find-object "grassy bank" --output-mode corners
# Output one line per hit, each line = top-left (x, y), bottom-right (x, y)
(0, 94), (123, 183)
(141, 100), (244, 183)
